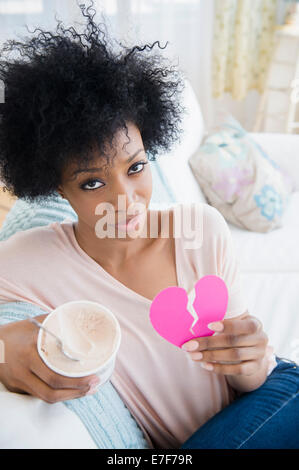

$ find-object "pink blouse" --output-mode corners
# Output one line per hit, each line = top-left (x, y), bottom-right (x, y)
(0, 203), (275, 449)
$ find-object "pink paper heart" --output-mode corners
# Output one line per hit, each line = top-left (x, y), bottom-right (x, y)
(149, 275), (228, 348)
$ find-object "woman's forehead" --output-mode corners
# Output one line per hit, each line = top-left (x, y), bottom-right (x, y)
(63, 155), (110, 181)
(62, 124), (143, 180)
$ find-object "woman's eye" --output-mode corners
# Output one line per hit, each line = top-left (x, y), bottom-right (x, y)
(128, 162), (148, 175)
(81, 180), (104, 190)
(80, 161), (148, 190)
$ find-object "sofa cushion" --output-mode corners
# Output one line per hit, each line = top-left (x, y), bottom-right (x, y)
(188, 118), (293, 232)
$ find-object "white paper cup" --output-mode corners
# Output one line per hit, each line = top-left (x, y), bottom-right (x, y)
(37, 300), (121, 384)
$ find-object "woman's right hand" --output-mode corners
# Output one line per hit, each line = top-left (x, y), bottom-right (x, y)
(0, 314), (101, 403)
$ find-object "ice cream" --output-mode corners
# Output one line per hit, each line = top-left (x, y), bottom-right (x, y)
(39, 301), (120, 376)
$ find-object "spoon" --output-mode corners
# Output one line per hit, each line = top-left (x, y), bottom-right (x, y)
(30, 317), (81, 362)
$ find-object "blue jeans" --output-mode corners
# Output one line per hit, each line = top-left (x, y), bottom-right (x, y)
(180, 357), (299, 449)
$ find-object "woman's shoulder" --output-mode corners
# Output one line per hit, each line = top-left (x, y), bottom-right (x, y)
(0, 220), (76, 304)
(0, 221), (59, 246)
(0, 220), (73, 271)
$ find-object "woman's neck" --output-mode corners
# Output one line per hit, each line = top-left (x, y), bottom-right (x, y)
(73, 209), (162, 269)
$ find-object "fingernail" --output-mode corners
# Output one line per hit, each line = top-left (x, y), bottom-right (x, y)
(200, 362), (214, 371)
(208, 322), (223, 332)
(192, 352), (203, 360)
(182, 341), (198, 351)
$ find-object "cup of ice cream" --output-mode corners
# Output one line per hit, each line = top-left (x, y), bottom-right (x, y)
(37, 300), (121, 383)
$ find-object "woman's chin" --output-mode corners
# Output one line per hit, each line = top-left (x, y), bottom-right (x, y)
(114, 212), (148, 238)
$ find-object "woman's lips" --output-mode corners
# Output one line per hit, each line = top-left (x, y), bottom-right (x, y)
(110, 212), (145, 229)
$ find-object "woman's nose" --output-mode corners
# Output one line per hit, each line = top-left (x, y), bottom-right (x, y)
(110, 178), (137, 209)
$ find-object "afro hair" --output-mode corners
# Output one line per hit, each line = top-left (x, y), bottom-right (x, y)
(0, 0), (186, 202)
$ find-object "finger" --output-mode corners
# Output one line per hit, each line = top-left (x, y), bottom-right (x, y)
(2, 382), (31, 395)
(208, 315), (262, 336)
(24, 370), (94, 403)
(199, 359), (261, 376)
(183, 331), (268, 352)
(189, 346), (266, 363)
(29, 346), (100, 390)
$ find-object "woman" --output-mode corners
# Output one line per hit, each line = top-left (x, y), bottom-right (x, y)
(0, 2), (298, 449)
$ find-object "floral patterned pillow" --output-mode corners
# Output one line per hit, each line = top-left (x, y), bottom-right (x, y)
(188, 118), (294, 232)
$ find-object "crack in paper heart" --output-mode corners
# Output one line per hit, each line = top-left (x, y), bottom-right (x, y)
(186, 288), (198, 336)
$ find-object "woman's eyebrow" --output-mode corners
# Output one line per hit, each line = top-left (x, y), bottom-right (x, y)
(71, 148), (145, 177)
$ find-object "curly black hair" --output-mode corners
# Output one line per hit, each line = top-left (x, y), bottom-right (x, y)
(0, 0), (186, 203)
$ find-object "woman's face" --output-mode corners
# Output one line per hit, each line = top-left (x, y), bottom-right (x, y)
(57, 122), (153, 239)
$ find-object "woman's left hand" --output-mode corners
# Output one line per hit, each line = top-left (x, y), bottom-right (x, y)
(181, 312), (269, 376)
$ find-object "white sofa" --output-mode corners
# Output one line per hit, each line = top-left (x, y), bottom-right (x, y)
(156, 79), (299, 361)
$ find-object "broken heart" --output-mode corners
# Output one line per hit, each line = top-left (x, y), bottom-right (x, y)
(149, 275), (228, 348)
